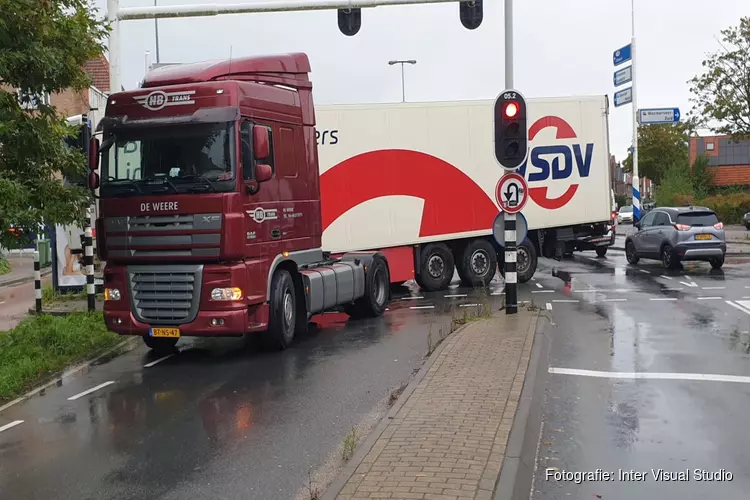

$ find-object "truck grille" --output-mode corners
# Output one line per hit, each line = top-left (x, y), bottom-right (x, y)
(127, 265), (203, 325)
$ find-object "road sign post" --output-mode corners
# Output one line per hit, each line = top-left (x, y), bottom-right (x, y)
(495, 173), (528, 314)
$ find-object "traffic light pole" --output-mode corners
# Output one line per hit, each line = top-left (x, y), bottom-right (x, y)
(503, 0), (517, 315)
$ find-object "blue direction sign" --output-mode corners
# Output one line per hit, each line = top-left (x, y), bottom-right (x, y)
(613, 65), (632, 87)
(638, 107), (681, 124)
(614, 87), (633, 107)
(613, 44), (632, 66)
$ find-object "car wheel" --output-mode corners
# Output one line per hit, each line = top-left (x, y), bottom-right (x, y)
(661, 244), (678, 269)
(746, 224), (750, 230)
(625, 241), (639, 264)
(710, 257), (724, 269)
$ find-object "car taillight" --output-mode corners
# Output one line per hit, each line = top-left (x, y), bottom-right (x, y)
(713, 222), (724, 229)
(673, 224), (691, 231)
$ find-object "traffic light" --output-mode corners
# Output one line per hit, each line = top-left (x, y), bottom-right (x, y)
(494, 90), (529, 170)
(459, 0), (483, 30)
(338, 8), (361, 36)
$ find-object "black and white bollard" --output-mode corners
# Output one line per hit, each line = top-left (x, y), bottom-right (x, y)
(34, 250), (42, 314)
(84, 226), (95, 312)
(504, 213), (518, 314)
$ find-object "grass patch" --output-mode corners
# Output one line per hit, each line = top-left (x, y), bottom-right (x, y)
(41, 285), (88, 305)
(342, 427), (358, 462)
(0, 257), (10, 276)
(0, 312), (120, 401)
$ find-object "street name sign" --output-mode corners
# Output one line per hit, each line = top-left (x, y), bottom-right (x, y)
(614, 87), (633, 107)
(638, 108), (681, 124)
(613, 66), (633, 87)
(613, 44), (632, 66)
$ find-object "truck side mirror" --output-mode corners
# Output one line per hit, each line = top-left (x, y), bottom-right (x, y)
(89, 137), (100, 170)
(255, 163), (273, 183)
(88, 171), (100, 190)
(253, 125), (270, 160)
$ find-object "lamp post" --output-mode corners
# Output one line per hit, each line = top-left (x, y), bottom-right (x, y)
(388, 59), (416, 103)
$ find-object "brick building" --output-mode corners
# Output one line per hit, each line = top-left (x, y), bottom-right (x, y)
(689, 135), (750, 186)
(609, 154), (653, 201)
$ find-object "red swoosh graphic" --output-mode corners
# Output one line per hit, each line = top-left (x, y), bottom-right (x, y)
(320, 149), (498, 237)
(530, 185), (579, 210)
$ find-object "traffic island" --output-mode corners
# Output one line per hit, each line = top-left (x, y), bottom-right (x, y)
(322, 308), (549, 500)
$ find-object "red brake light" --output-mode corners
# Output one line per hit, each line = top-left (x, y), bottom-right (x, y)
(713, 222), (723, 229)
(673, 224), (690, 231)
(504, 102), (519, 118)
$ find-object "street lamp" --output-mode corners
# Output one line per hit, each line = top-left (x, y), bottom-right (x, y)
(388, 59), (417, 103)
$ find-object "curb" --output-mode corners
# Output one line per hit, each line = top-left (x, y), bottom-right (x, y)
(320, 321), (472, 500)
(0, 336), (140, 414)
(0, 267), (52, 289)
(493, 312), (550, 500)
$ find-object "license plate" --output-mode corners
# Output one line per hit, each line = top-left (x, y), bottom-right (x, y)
(149, 327), (180, 338)
(696, 234), (711, 240)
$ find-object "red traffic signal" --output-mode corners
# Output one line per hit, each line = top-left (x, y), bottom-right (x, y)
(504, 102), (519, 118)
(494, 90), (529, 171)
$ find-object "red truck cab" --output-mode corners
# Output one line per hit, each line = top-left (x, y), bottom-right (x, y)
(89, 53), (390, 353)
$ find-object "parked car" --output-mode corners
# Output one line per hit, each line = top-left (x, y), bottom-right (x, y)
(624, 206), (726, 269)
(617, 205), (634, 224)
(744, 211), (750, 230)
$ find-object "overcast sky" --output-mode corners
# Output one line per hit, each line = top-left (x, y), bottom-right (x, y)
(97, 0), (747, 162)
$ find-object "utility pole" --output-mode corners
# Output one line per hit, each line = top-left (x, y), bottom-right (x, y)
(388, 60), (417, 102)
(503, 0), (517, 315)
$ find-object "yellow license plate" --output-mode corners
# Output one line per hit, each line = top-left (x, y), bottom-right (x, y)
(150, 327), (180, 338)
(696, 234), (711, 240)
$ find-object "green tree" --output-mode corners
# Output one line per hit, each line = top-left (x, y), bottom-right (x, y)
(654, 164), (694, 207)
(622, 123), (690, 184)
(0, 0), (108, 251)
(688, 17), (750, 137)
(690, 154), (715, 200)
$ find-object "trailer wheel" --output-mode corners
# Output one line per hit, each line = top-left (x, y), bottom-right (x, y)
(417, 243), (455, 292)
(263, 269), (296, 350)
(142, 336), (178, 355)
(345, 254), (390, 318)
(497, 238), (537, 284)
(457, 239), (497, 287)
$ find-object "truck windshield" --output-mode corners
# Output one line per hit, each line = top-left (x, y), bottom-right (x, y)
(100, 122), (236, 197)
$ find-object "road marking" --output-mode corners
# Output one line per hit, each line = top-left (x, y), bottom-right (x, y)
(546, 302), (552, 310)
(531, 290), (554, 294)
(662, 288), (683, 291)
(0, 420), (24, 433)
(600, 298), (627, 302)
(684, 275), (691, 279)
(639, 269), (650, 274)
(535, 283), (544, 289)
(552, 299), (579, 303)
(144, 354), (176, 368)
(698, 296), (722, 300)
(680, 281), (698, 287)
(659, 275), (673, 280)
(491, 291), (505, 296)
(702, 286), (725, 290)
(549, 367), (750, 384)
(736, 300), (750, 312)
(574, 289), (636, 293)
(401, 296), (424, 300)
(650, 298), (677, 301)
(409, 305), (435, 310)
(459, 303), (480, 307)
(67, 381), (116, 401)
(725, 301), (750, 315)
(743, 296), (750, 299)
(443, 294), (467, 298)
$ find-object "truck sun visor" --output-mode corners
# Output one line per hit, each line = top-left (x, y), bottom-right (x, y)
(99, 106), (240, 129)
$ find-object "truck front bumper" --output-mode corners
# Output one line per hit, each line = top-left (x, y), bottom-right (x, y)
(104, 304), (269, 337)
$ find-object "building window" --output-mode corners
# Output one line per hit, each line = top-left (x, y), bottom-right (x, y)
(706, 142), (715, 151)
(17, 89), (51, 110)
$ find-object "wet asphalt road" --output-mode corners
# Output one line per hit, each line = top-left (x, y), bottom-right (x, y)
(533, 248), (750, 499)
(0, 271), (521, 500)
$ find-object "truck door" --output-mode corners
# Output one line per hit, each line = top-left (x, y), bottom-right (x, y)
(240, 120), (281, 257)
(274, 125), (313, 249)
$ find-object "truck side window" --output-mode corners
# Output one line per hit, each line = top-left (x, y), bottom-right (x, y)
(240, 122), (276, 180)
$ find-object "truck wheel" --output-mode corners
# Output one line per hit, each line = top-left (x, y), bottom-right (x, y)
(345, 254), (390, 318)
(417, 243), (455, 292)
(458, 239), (497, 287)
(264, 269), (296, 350)
(497, 238), (537, 284)
(142, 336), (178, 355)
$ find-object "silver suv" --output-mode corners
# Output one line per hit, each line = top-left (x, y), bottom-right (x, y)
(625, 206), (726, 269)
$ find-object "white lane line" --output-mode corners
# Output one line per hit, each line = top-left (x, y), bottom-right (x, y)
(409, 305), (435, 310)
(531, 290), (554, 294)
(742, 296), (750, 299)
(443, 294), (467, 298)
(67, 381), (116, 401)
(491, 291), (505, 296)
(736, 300), (750, 312)
(698, 297), (722, 300)
(650, 298), (677, 301)
(684, 275), (691, 279)
(401, 296), (424, 300)
(659, 275), (673, 280)
(726, 301), (750, 315)
(535, 283), (544, 289)
(600, 298), (627, 302)
(549, 367), (750, 384)
(574, 289), (636, 293)
(662, 288), (683, 291)
(680, 281), (698, 287)
(702, 286), (726, 290)
(553, 299), (579, 303)
(546, 302), (552, 310)
(0, 420), (24, 433)
(745, 286), (750, 289)
(460, 303), (480, 307)
(639, 269), (651, 274)
(144, 354), (176, 368)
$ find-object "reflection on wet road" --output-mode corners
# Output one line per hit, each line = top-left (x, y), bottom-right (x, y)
(535, 249), (750, 499)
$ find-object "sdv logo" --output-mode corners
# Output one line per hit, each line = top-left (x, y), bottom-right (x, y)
(516, 116), (594, 210)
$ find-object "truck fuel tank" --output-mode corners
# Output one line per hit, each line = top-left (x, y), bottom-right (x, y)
(300, 262), (365, 315)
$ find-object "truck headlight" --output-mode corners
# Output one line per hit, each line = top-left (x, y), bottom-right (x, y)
(104, 288), (121, 301)
(211, 287), (243, 301)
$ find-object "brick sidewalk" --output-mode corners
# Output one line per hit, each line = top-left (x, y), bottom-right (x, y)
(334, 310), (538, 500)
